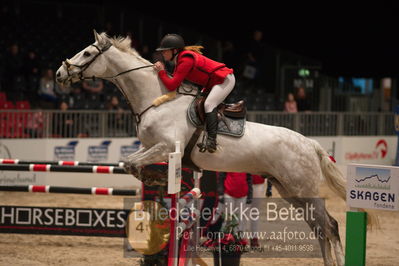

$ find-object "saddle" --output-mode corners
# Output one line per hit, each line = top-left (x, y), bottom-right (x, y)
(184, 96), (247, 171)
(187, 96), (246, 138)
(194, 96), (246, 124)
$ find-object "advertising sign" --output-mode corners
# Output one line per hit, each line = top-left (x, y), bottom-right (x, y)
(347, 164), (399, 211)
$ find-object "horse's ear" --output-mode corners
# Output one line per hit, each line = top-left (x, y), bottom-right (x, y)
(93, 29), (101, 43)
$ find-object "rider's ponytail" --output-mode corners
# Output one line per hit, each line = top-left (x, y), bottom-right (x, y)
(184, 45), (204, 54)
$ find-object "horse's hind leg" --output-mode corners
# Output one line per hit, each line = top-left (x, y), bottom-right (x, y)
(303, 197), (336, 266)
(326, 211), (344, 266)
(267, 177), (336, 266)
(293, 197), (344, 266)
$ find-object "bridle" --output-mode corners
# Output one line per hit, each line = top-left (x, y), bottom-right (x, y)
(61, 41), (156, 130)
(62, 42), (153, 81)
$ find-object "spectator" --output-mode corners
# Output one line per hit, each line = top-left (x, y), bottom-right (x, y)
(106, 95), (124, 130)
(247, 30), (264, 64)
(82, 79), (103, 94)
(53, 101), (75, 137)
(24, 50), (40, 79)
(243, 30), (265, 84)
(38, 68), (58, 108)
(57, 82), (72, 96)
(69, 83), (85, 109)
(25, 111), (44, 138)
(284, 92), (298, 113)
(222, 40), (239, 70)
(24, 50), (40, 102)
(53, 101), (89, 138)
(4, 43), (24, 99)
(296, 87), (311, 111)
(248, 175), (272, 248)
(217, 172), (253, 233)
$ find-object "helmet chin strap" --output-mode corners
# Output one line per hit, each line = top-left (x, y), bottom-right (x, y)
(159, 49), (180, 62)
(170, 49), (180, 61)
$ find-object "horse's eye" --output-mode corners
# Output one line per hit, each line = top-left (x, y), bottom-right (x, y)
(83, 51), (91, 57)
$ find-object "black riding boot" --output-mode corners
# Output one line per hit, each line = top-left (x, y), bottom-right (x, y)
(205, 108), (218, 153)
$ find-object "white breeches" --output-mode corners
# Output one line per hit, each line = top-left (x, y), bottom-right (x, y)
(224, 193), (247, 232)
(204, 74), (235, 113)
(250, 183), (266, 234)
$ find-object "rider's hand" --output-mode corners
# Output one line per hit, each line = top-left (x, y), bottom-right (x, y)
(153, 61), (165, 72)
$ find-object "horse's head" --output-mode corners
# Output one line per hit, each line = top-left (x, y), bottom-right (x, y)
(56, 30), (111, 85)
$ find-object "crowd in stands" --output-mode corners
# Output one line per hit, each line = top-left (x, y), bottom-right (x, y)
(0, 26), (297, 113)
(0, 1), (318, 139)
(0, 41), (129, 111)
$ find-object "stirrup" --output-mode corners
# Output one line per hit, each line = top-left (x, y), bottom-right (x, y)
(197, 130), (208, 153)
(197, 142), (207, 153)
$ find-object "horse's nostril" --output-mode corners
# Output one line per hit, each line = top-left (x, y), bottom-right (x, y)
(56, 71), (61, 77)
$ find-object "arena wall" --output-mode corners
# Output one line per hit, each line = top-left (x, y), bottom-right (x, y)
(0, 136), (397, 187)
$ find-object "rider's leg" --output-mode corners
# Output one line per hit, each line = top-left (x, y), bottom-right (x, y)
(204, 109), (218, 152)
(203, 74), (236, 152)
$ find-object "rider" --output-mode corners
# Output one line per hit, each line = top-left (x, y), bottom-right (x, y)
(153, 34), (235, 153)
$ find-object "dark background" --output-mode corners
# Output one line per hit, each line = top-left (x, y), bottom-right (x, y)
(134, 1), (399, 77)
(3, 0), (398, 77)
(1, 0), (398, 113)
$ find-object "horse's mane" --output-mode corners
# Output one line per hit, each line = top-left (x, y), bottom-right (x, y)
(99, 32), (198, 93)
(99, 32), (151, 65)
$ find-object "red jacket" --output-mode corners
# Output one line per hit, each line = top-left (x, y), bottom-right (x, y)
(158, 50), (233, 92)
(223, 172), (249, 198)
(252, 174), (265, 184)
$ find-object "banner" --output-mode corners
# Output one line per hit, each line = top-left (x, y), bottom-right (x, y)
(0, 206), (129, 237)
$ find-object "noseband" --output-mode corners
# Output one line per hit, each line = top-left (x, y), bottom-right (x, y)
(62, 41), (153, 81)
(63, 42), (112, 81)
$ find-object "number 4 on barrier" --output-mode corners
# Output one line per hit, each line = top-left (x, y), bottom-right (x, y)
(127, 202), (151, 251)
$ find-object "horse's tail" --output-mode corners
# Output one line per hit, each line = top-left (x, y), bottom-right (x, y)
(312, 139), (379, 230)
(313, 140), (346, 200)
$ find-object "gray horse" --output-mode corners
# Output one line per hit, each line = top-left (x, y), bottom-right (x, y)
(56, 31), (376, 266)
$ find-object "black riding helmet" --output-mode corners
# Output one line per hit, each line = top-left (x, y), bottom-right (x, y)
(156, 34), (185, 51)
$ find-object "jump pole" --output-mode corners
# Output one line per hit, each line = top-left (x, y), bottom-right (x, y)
(0, 185), (139, 196)
(0, 159), (124, 167)
(0, 164), (127, 174)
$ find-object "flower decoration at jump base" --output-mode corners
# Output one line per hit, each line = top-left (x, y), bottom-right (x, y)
(202, 214), (249, 254)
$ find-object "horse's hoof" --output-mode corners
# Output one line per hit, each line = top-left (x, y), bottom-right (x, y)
(123, 163), (134, 174)
(143, 178), (166, 187)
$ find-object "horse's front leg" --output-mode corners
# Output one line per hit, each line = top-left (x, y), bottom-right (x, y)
(123, 142), (173, 185)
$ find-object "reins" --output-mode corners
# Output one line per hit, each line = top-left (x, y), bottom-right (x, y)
(62, 42), (199, 134)
(63, 42), (154, 82)
(62, 42), (154, 127)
